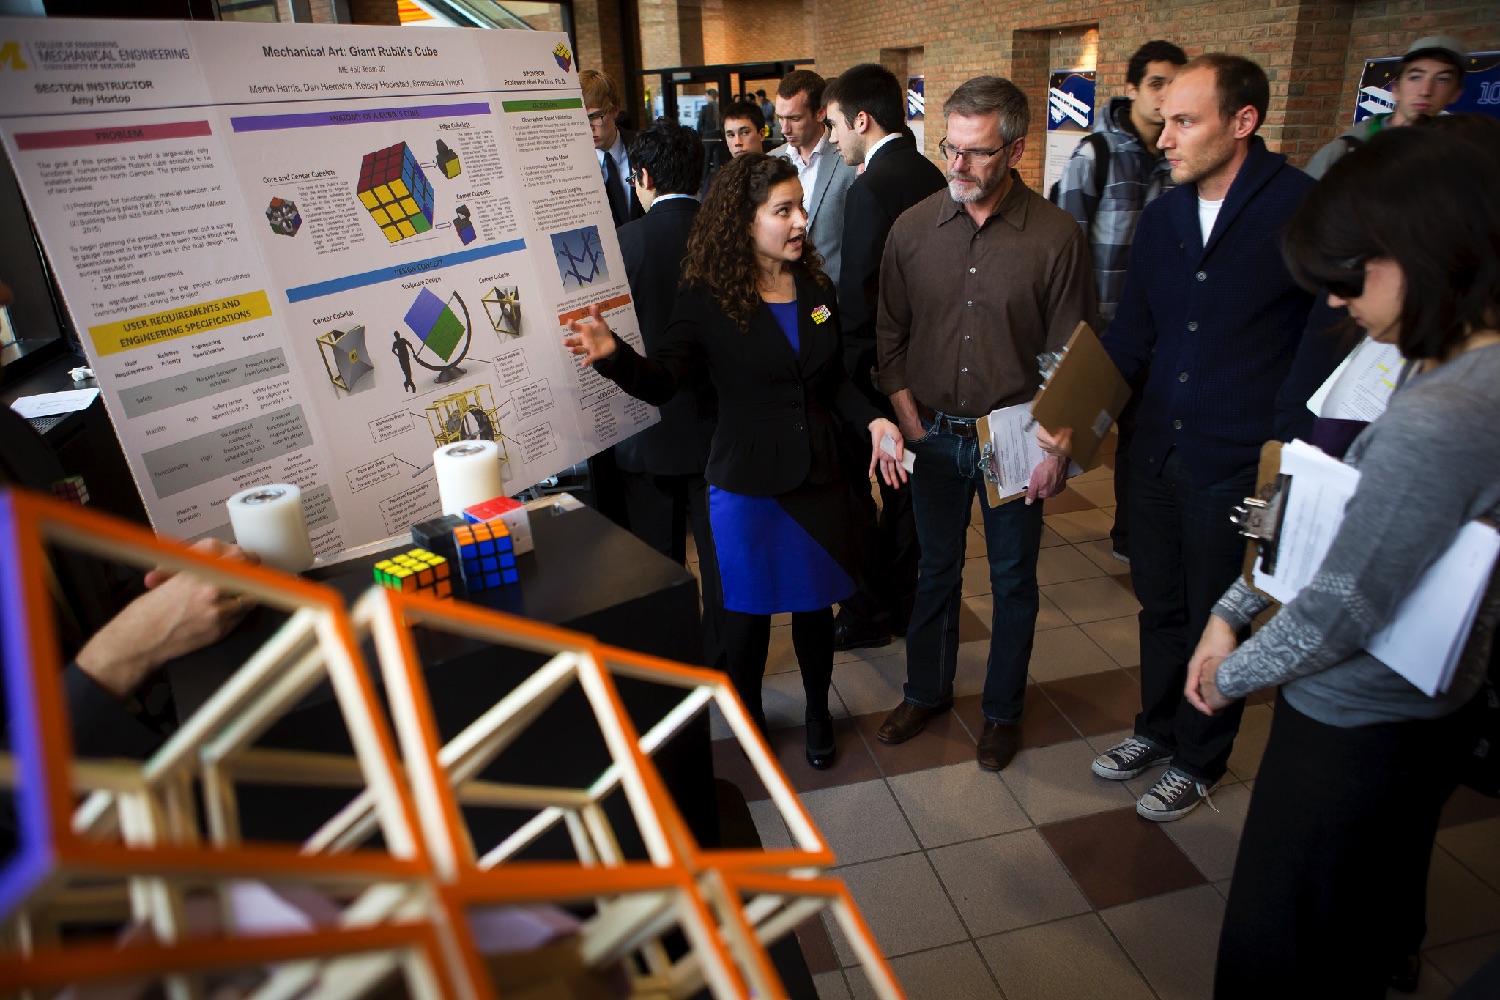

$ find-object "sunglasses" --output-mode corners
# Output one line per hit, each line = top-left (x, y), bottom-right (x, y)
(1323, 256), (1367, 300)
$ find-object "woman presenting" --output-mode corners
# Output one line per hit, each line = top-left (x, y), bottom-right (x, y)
(565, 153), (907, 770)
(1183, 124), (1500, 997)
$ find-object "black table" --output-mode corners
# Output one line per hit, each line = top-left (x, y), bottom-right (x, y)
(169, 504), (718, 855)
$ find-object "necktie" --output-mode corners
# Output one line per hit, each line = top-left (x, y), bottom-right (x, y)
(603, 152), (628, 226)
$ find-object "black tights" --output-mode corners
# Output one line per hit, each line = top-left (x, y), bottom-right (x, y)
(720, 607), (834, 733)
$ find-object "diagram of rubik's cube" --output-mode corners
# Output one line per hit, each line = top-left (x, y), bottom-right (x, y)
(373, 547), (452, 598)
(265, 196), (301, 237)
(403, 287), (466, 363)
(454, 521), (518, 592)
(436, 139), (461, 179)
(357, 142), (436, 244)
(453, 204), (475, 245)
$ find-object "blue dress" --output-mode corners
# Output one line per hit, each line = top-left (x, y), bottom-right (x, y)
(707, 300), (856, 614)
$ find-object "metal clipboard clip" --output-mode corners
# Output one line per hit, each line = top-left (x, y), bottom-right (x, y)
(1230, 472), (1291, 576)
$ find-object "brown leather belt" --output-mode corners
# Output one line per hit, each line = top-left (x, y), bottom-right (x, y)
(915, 402), (979, 438)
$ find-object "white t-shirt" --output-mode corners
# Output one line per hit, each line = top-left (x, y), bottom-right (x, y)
(1199, 196), (1224, 244)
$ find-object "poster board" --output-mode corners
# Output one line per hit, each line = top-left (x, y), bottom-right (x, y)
(0, 17), (656, 560)
(1044, 69), (1094, 195)
(1351, 50), (1500, 124)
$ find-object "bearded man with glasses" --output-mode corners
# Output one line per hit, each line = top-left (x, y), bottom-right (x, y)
(873, 75), (1097, 772)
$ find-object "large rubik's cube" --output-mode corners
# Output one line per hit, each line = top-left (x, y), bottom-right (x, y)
(373, 547), (452, 598)
(454, 520), (518, 592)
(357, 142), (436, 244)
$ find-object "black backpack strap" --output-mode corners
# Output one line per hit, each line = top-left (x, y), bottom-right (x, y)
(1085, 132), (1111, 200)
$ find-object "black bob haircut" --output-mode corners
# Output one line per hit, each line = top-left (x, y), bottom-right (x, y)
(627, 118), (705, 196)
(824, 63), (906, 135)
(1282, 121), (1500, 361)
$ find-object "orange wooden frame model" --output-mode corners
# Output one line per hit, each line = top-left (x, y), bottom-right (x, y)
(0, 488), (435, 996)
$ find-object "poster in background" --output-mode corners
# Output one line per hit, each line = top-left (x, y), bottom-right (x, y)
(0, 17), (655, 559)
(1045, 69), (1095, 195)
(1352, 50), (1500, 124)
(906, 76), (925, 153)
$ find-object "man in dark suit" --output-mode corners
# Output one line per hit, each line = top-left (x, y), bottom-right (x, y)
(615, 120), (723, 669)
(823, 63), (947, 650)
(581, 69), (642, 228)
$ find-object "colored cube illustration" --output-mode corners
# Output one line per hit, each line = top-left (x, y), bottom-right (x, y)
(436, 139), (461, 179)
(265, 196), (301, 237)
(403, 287), (465, 363)
(373, 547), (452, 598)
(357, 142), (436, 244)
(453, 520), (519, 592)
(453, 204), (475, 245)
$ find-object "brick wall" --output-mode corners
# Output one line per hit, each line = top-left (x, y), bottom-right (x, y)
(798, 0), (1498, 185)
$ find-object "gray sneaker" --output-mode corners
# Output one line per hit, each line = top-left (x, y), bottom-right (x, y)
(1136, 766), (1218, 822)
(1091, 736), (1172, 780)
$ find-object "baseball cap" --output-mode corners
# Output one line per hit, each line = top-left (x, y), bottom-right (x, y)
(1403, 35), (1467, 70)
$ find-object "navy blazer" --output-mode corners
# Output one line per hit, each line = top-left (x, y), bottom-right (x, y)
(614, 197), (715, 476)
(1103, 138), (1316, 485)
(598, 270), (879, 496)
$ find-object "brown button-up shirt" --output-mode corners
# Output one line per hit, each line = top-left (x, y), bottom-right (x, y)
(875, 172), (1097, 417)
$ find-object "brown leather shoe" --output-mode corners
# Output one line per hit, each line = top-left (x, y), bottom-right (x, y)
(876, 698), (953, 745)
(977, 721), (1021, 771)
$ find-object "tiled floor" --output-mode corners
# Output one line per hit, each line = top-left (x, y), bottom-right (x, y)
(692, 443), (1500, 999)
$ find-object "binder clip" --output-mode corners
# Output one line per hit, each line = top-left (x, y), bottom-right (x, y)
(1231, 474), (1290, 575)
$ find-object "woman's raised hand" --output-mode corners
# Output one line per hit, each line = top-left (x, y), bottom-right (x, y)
(562, 304), (617, 366)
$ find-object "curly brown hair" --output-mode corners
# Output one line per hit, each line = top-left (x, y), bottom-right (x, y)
(682, 153), (827, 331)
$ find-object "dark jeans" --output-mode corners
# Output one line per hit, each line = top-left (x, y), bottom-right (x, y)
(1216, 692), (1474, 998)
(903, 417), (1043, 724)
(1128, 450), (1254, 782)
(621, 470), (724, 670)
(841, 344), (919, 629)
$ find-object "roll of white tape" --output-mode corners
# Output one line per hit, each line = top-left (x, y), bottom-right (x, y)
(434, 440), (503, 516)
(227, 483), (314, 573)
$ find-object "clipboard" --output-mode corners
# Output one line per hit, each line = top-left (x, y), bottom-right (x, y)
(1233, 440), (1286, 599)
(977, 410), (1025, 509)
(1030, 321), (1131, 471)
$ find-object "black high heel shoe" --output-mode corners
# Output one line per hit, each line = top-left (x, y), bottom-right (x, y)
(805, 713), (836, 770)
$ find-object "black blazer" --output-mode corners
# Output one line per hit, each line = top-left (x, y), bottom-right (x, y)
(837, 135), (947, 351)
(614, 197), (715, 476)
(599, 270), (879, 496)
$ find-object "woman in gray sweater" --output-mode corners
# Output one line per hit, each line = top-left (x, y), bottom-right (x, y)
(1185, 124), (1500, 997)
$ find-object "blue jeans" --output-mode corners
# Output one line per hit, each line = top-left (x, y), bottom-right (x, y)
(902, 417), (1043, 724)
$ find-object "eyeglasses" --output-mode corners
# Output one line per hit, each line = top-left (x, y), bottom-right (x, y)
(938, 138), (1013, 166)
(625, 169), (641, 186)
(1324, 255), (1367, 300)
(587, 109), (612, 125)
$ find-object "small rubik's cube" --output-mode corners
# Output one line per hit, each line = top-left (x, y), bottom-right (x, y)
(373, 547), (452, 598)
(357, 142), (436, 244)
(265, 197), (302, 237)
(454, 520), (518, 592)
(436, 139), (461, 179)
(50, 475), (89, 506)
(453, 203), (476, 245)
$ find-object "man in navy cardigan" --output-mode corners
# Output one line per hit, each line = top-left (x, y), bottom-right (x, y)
(1094, 55), (1315, 821)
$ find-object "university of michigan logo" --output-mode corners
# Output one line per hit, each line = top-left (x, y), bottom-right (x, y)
(0, 41), (28, 70)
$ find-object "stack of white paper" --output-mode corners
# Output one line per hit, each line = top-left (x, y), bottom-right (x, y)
(1253, 440), (1497, 695)
(1306, 336), (1405, 421)
(984, 403), (1081, 501)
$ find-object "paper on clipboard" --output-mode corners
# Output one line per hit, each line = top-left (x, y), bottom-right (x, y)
(1029, 321), (1131, 471)
(1306, 337), (1403, 421)
(978, 403), (1082, 506)
(1249, 439), (1498, 695)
